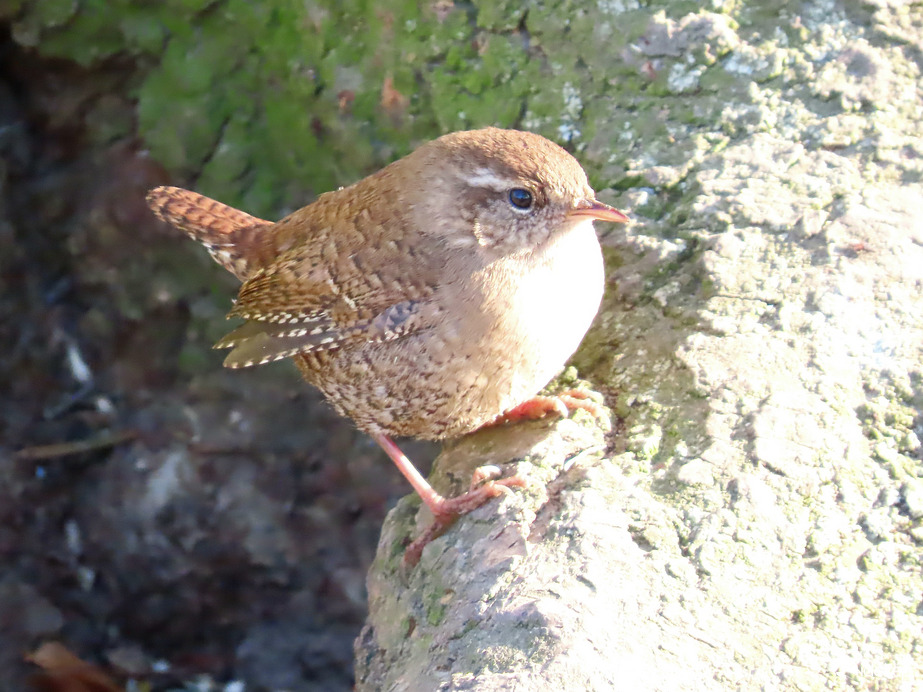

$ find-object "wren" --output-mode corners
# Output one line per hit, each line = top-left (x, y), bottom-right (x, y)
(147, 128), (628, 564)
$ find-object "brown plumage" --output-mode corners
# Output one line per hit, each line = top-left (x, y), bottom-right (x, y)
(148, 128), (627, 563)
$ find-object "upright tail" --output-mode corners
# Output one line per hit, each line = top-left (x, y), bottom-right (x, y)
(146, 186), (273, 281)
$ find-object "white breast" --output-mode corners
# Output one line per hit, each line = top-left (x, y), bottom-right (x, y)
(489, 219), (605, 400)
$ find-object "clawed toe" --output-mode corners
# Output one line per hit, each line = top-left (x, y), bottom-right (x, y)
(470, 464), (503, 488)
(555, 389), (607, 422)
(402, 469), (529, 567)
(492, 389), (607, 426)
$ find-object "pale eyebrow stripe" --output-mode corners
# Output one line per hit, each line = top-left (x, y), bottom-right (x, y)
(462, 168), (517, 191)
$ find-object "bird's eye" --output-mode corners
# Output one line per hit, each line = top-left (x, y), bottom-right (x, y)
(508, 188), (533, 210)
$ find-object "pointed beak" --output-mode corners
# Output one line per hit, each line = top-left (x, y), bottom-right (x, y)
(569, 200), (629, 224)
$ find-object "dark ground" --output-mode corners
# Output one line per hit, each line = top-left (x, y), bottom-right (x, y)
(0, 30), (430, 691)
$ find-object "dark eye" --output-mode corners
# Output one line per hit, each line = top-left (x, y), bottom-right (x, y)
(508, 188), (533, 210)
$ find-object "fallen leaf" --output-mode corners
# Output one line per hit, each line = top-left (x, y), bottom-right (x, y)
(26, 642), (123, 692)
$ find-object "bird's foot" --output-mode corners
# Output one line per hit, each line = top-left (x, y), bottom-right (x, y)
(494, 389), (605, 425)
(402, 465), (527, 567)
(371, 434), (527, 567)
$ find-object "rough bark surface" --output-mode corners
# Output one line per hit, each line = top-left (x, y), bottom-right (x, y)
(356, 5), (923, 690)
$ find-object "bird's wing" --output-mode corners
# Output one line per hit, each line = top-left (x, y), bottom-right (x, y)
(217, 203), (443, 368)
(217, 297), (430, 368)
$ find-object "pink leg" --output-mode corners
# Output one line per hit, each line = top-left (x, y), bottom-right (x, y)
(371, 433), (526, 566)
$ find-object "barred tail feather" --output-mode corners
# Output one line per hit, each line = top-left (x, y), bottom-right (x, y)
(146, 186), (272, 280)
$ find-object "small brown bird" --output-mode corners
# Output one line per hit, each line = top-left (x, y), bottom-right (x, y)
(148, 128), (627, 563)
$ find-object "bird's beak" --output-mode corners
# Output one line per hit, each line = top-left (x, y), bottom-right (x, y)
(569, 200), (629, 224)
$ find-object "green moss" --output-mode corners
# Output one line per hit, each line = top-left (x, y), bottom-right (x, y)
(14, 0), (684, 215)
(857, 378), (923, 481)
(423, 584), (451, 627)
(475, 0), (525, 31)
(14, 0), (850, 229)
(426, 599), (447, 626)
